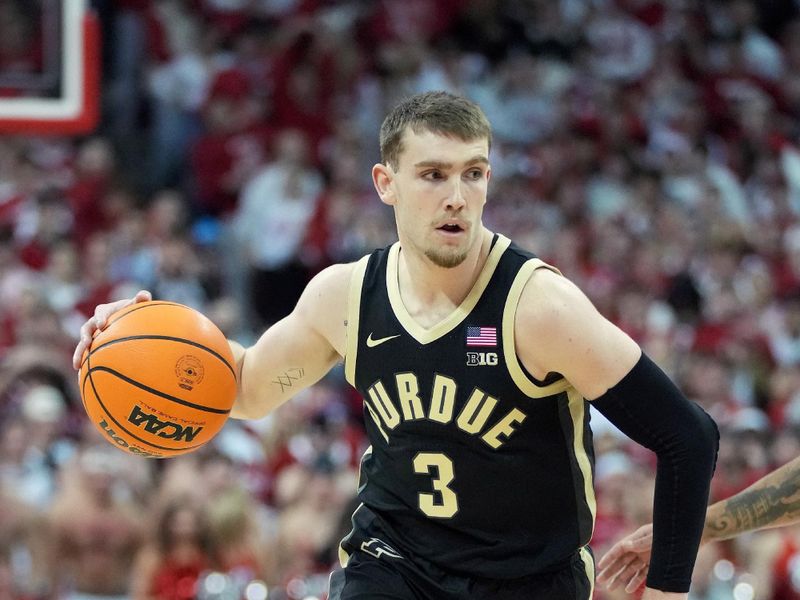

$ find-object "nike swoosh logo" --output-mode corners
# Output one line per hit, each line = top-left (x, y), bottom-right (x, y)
(366, 333), (401, 348)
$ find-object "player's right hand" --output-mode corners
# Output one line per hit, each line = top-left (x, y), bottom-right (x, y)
(596, 523), (652, 593)
(72, 290), (153, 370)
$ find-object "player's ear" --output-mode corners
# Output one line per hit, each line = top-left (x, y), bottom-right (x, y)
(373, 163), (396, 206)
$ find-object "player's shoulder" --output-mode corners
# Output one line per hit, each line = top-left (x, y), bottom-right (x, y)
(309, 260), (360, 291)
(515, 265), (597, 330)
(513, 265), (609, 378)
(308, 257), (370, 294)
(294, 260), (367, 354)
(298, 258), (368, 320)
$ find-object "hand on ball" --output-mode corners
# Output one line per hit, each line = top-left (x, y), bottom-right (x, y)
(73, 290), (152, 369)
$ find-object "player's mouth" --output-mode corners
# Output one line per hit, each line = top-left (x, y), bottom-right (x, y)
(436, 221), (467, 237)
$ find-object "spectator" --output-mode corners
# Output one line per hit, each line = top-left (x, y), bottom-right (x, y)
(65, 139), (117, 249)
(48, 446), (146, 600)
(233, 129), (323, 326)
(0, 484), (50, 599)
(151, 235), (208, 311)
(130, 498), (215, 600)
(145, 4), (217, 190)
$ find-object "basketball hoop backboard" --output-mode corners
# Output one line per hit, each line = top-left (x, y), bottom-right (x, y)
(0, 0), (99, 135)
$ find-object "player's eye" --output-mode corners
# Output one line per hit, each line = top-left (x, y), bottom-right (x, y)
(422, 170), (444, 181)
(465, 169), (484, 180)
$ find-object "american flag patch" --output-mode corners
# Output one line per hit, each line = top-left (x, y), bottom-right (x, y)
(466, 326), (497, 347)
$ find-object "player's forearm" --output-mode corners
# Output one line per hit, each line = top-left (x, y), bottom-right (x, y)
(227, 335), (332, 420)
(228, 340), (293, 420)
(702, 455), (800, 543)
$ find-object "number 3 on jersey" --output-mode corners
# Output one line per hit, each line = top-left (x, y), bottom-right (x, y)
(413, 452), (459, 518)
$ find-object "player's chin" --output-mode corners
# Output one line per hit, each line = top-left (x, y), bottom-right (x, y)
(425, 246), (468, 269)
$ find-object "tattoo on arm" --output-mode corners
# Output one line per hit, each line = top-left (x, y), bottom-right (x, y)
(707, 466), (800, 538)
(272, 368), (305, 394)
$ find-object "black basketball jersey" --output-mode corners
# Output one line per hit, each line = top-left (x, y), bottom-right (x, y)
(342, 234), (596, 580)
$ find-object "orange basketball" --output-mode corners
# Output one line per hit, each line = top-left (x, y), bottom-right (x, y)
(78, 301), (237, 458)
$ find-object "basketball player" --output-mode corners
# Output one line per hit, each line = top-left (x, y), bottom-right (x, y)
(598, 452), (800, 593)
(73, 91), (718, 599)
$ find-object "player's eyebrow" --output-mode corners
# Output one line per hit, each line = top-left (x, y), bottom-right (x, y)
(414, 155), (489, 170)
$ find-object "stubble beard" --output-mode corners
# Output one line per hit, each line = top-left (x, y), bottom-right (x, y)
(424, 245), (469, 269)
(421, 222), (476, 268)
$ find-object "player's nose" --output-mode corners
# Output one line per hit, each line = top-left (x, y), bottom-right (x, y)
(445, 180), (467, 210)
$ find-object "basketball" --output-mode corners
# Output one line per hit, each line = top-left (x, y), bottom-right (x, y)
(78, 301), (237, 458)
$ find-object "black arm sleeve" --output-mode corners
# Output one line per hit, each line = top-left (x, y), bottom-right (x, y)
(591, 353), (719, 593)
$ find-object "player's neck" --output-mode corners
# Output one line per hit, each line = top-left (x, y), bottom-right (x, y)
(398, 228), (493, 311)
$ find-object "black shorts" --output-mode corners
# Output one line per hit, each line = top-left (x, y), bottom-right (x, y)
(328, 507), (595, 600)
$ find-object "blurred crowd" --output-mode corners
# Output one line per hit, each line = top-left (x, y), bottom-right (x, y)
(4, 0), (800, 598)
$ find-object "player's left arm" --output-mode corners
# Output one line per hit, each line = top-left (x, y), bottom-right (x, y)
(514, 268), (719, 598)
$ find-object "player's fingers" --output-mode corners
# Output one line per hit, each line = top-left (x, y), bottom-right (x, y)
(72, 343), (83, 371)
(599, 555), (640, 591)
(74, 293), (152, 370)
(93, 306), (106, 329)
(625, 567), (648, 594)
(596, 558), (621, 582)
(72, 345), (83, 370)
(98, 291), (151, 326)
(94, 298), (132, 329)
(614, 557), (646, 591)
(597, 562), (624, 590)
(597, 545), (624, 570)
(73, 316), (97, 369)
(93, 303), (115, 329)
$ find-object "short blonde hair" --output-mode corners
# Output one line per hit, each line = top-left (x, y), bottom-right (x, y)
(379, 91), (492, 170)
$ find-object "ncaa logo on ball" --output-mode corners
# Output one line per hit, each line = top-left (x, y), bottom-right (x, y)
(175, 355), (204, 391)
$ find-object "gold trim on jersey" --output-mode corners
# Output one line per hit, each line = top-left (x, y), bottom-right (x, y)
(567, 387), (597, 533)
(340, 446), (373, 567)
(338, 543), (350, 569)
(345, 255), (370, 387)
(580, 546), (595, 598)
(385, 235), (512, 345)
(364, 401), (390, 443)
(337, 501), (366, 568)
(501, 259), (572, 398)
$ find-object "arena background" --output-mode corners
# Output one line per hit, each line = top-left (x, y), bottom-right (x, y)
(2, 1), (800, 598)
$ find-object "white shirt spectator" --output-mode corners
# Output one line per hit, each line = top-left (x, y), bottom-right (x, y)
(235, 162), (323, 270)
(585, 8), (655, 83)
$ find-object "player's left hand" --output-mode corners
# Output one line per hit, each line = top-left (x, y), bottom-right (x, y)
(596, 523), (652, 593)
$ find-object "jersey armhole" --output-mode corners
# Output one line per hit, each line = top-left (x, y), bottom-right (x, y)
(344, 255), (370, 387)
(501, 258), (573, 398)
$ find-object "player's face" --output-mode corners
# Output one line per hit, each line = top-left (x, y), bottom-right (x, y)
(374, 128), (491, 268)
